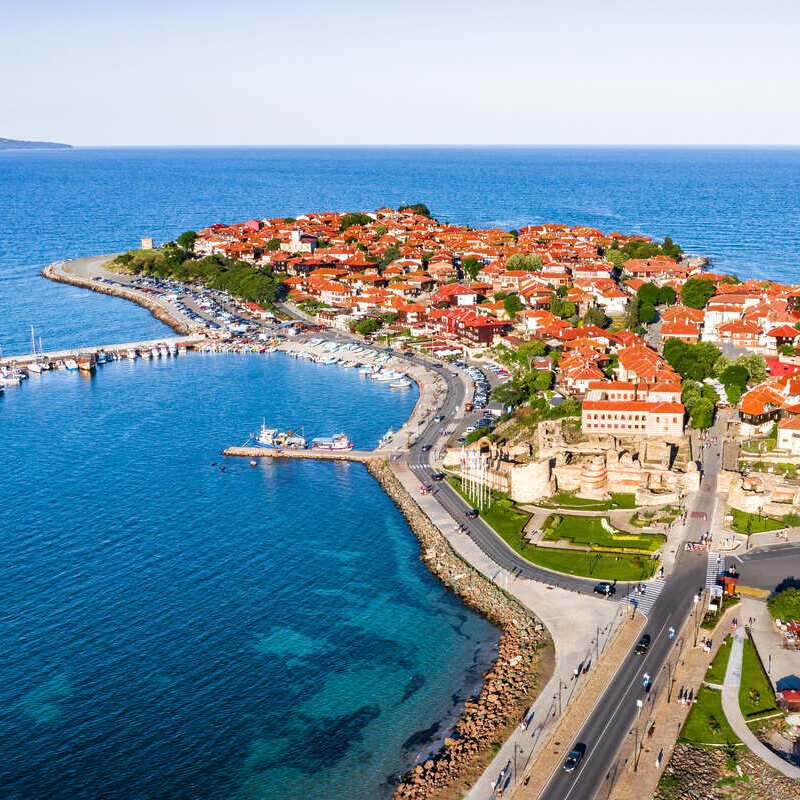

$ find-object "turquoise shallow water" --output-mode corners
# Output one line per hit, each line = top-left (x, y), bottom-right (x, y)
(0, 353), (498, 799)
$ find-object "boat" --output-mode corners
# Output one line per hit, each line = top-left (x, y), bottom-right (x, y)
(27, 362), (43, 374)
(64, 358), (79, 371)
(77, 355), (95, 372)
(159, 346), (169, 358)
(254, 422), (307, 449)
(390, 378), (412, 389)
(378, 427), (394, 448)
(168, 343), (177, 356)
(372, 369), (403, 382)
(311, 433), (354, 451)
(126, 349), (137, 361)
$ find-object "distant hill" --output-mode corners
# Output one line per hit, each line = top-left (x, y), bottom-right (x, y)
(0, 137), (72, 150)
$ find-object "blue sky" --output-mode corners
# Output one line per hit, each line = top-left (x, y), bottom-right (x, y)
(3, 0), (799, 145)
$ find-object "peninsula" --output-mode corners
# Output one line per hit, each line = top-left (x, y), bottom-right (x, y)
(27, 206), (800, 800)
(0, 136), (72, 150)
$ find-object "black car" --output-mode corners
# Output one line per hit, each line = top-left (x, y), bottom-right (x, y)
(421, 444), (433, 452)
(465, 509), (479, 519)
(635, 634), (651, 655)
(563, 743), (586, 772)
(593, 582), (615, 596)
(431, 472), (446, 481)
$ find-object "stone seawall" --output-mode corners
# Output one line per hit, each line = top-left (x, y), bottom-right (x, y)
(365, 459), (550, 800)
(42, 262), (191, 335)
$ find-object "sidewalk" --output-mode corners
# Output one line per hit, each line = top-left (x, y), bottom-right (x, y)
(389, 461), (622, 800)
(512, 613), (645, 800)
(741, 597), (800, 692)
(721, 626), (800, 779)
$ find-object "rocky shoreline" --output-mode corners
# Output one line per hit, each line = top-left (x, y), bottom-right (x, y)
(366, 459), (551, 800)
(42, 261), (191, 336)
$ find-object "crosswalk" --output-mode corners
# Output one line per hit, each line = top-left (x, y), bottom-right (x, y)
(706, 551), (722, 588)
(620, 577), (665, 618)
(409, 463), (431, 475)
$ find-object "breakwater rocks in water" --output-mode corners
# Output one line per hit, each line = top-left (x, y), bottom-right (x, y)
(366, 459), (550, 800)
(42, 262), (190, 336)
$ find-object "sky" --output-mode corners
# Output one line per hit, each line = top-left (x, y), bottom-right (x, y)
(2, 0), (799, 146)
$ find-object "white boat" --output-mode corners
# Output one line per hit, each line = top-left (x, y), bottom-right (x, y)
(254, 421), (307, 449)
(390, 379), (412, 389)
(159, 346), (169, 358)
(127, 349), (137, 361)
(27, 362), (43, 374)
(372, 369), (403, 382)
(311, 433), (354, 451)
(168, 343), (177, 356)
(64, 358), (79, 371)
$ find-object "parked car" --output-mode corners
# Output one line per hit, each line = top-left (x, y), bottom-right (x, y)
(594, 582), (615, 597)
(431, 472), (446, 481)
(421, 444), (433, 452)
(465, 509), (479, 518)
(563, 743), (586, 772)
(635, 634), (651, 655)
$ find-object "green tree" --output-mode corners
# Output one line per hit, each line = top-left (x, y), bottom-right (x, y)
(689, 398), (715, 429)
(177, 230), (197, 250)
(582, 305), (611, 328)
(767, 587), (800, 622)
(734, 354), (767, 384)
(355, 317), (381, 336)
(461, 256), (483, 280)
(681, 278), (716, 309)
(637, 283), (659, 306)
(398, 203), (431, 217)
(506, 252), (543, 272)
(379, 243), (402, 266)
(550, 296), (576, 319)
(664, 339), (721, 381)
(516, 340), (548, 369)
(339, 212), (372, 231)
(503, 294), (524, 318)
(638, 302), (656, 323)
(492, 380), (527, 408)
(265, 237), (281, 251)
(533, 370), (553, 391)
(657, 285), (677, 306)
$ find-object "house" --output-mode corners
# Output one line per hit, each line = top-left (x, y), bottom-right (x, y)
(280, 228), (317, 254)
(661, 319), (701, 344)
(777, 416), (800, 456)
(716, 319), (763, 350)
(582, 400), (685, 439)
(431, 283), (479, 307)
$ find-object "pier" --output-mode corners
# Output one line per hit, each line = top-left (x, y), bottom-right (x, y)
(222, 446), (400, 462)
(0, 335), (206, 367)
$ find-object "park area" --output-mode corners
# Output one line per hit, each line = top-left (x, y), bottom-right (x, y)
(542, 514), (664, 553)
(727, 507), (792, 535)
(448, 479), (658, 580)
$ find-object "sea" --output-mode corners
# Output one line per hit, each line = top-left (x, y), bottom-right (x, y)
(1, 146), (800, 799)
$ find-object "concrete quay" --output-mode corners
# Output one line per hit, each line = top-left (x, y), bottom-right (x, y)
(222, 445), (393, 462)
(0, 334), (206, 367)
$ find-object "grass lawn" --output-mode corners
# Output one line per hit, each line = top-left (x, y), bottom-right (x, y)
(539, 491), (636, 510)
(706, 636), (732, 685)
(448, 479), (655, 580)
(728, 508), (785, 534)
(680, 686), (740, 746)
(739, 637), (777, 719)
(543, 514), (663, 553)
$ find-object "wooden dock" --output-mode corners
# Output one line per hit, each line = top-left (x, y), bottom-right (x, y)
(223, 446), (397, 462)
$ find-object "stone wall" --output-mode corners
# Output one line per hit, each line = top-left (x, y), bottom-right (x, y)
(365, 459), (550, 800)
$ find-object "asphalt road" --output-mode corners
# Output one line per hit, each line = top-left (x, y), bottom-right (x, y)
(404, 359), (600, 594)
(733, 543), (800, 592)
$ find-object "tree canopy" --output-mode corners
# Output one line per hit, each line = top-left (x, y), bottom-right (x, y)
(609, 235), (682, 261)
(339, 212), (372, 231)
(550, 295), (577, 320)
(461, 256), (483, 280)
(582, 305), (611, 329)
(398, 203), (431, 217)
(177, 230), (197, 250)
(506, 252), (543, 272)
(680, 278), (716, 309)
(355, 317), (381, 336)
(503, 294), (523, 318)
(663, 339), (721, 381)
(768, 587), (800, 622)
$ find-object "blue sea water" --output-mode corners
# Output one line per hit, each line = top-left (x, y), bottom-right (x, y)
(3, 147), (800, 799)
(0, 353), (497, 799)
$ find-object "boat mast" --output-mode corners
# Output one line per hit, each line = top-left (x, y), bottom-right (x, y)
(31, 325), (36, 355)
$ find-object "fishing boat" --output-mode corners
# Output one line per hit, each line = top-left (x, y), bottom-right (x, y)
(390, 378), (412, 389)
(27, 362), (43, 374)
(254, 422), (307, 449)
(126, 349), (137, 361)
(372, 369), (403, 382)
(311, 433), (354, 451)
(76, 355), (95, 372)
(64, 358), (79, 371)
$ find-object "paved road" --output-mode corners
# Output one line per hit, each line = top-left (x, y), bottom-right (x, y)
(732, 543), (800, 591)
(405, 360), (601, 595)
(536, 415), (726, 799)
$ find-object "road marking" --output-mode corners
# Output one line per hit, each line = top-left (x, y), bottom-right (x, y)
(620, 579), (665, 618)
(706, 551), (721, 587)
(557, 615), (670, 800)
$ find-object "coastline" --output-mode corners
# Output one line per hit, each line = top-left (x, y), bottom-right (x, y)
(40, 256), (551, 799)
(42, 259), (191, 336)
(366, 458), (551, 800)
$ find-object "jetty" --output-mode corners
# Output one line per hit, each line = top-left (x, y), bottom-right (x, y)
(0, 335), (206, 368)
(222, 446), (390, 462)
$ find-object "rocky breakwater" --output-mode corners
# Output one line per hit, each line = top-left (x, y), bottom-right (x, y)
(366, 459), (550, 800)
(42, 261), (191, 336)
